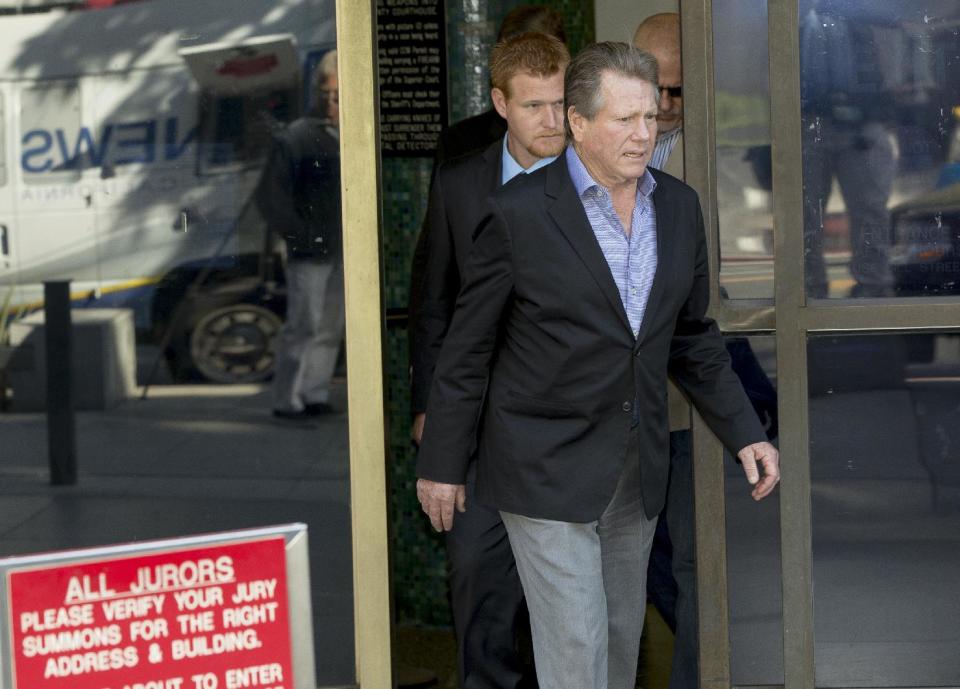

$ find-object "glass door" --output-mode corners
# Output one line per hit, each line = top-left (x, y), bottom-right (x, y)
(685, 1), (960, 687)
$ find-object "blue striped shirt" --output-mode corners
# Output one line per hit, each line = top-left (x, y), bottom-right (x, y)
(565, 146), (658, 338)
(650, 126), (682, 172)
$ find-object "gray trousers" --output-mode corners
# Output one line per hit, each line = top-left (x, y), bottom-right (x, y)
(272, 259), (344, 412)
(500, 432), (657, 689)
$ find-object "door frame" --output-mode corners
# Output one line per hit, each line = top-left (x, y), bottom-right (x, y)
(336, 2), (393, 688)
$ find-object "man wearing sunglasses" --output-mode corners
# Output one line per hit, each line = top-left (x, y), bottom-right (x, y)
(635, 14), (684, 180)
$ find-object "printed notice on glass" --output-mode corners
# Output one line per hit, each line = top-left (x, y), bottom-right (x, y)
(377, 0), (448, 156)
(6, 537), (292, 689)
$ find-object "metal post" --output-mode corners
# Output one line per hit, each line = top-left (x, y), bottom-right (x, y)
(44, 280), (76, 485)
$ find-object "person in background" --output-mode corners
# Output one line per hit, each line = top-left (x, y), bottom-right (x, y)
(410, 31), (570, 689)
(259, 50), (343, 420)
(410, 6), (568, 401)
(800, 0), (896, 297)
(635, 14), (684, 179)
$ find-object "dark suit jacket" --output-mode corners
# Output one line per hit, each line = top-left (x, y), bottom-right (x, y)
(257, 116), (341, 261)
(432, 109), (507, 176)
(416, 154), (765, 522)
(409, 139), (503, 413)
(407, 111), (506, 392)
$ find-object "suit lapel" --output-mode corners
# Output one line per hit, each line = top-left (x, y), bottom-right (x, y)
(634, 170), (671, 347)
(481, 138), (503, 194)
(544, 157), (632, 333)
(463, 141), (503, 247)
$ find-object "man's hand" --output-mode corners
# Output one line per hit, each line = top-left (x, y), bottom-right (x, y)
(416, 479), (466, 531)
(411, 413), (426, 446)
(737, 441), (780, 501)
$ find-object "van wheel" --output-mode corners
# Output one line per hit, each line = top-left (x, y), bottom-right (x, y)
(188, 303), (283, 384)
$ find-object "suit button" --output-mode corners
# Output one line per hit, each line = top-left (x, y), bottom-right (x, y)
(622, 401), (632, 412)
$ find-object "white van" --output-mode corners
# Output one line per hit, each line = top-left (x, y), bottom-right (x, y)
(0, 0), (336, 382)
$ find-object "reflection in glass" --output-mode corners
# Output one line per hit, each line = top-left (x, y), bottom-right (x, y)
(809, 333), (960, 685)
(722, 336), (784, 684)
(20, 84), (82, 184)
(800, 1), (960, 298)
(259, 48), (343, 419)
(713, 1), (775, 300)
(0, 1), (352, 685)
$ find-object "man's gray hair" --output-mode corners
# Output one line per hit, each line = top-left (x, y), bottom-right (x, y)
(318, 49), (338, 79)
(564, 42), (658, 138)
(310, 49), (338, 111)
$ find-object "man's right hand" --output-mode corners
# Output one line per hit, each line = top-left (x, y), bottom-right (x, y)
(411, 412), (426, 446)
(416, 479), (466, 532)
(737, 441), (780, 501)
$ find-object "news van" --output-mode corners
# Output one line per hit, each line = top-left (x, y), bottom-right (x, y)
(0, 0), (336, 382)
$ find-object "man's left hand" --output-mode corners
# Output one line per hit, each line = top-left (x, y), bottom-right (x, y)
(737, 441), (780, 501)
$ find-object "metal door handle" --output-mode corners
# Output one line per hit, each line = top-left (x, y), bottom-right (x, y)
(0, 224), (8, 257)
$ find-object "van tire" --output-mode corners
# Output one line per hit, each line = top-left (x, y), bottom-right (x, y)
(187, 303), (283, 384)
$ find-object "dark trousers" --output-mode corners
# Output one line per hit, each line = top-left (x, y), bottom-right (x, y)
(447, 461), (535, 689)
(646, 430), (698, 689)
(801, 119), (895, 297)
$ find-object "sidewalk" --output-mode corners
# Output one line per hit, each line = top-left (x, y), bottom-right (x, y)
(0, 382), (354, 686)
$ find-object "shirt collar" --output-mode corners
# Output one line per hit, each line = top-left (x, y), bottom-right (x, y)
(565, 144), (657, 199)
(500, 133), (557, 185)
(657, 125), (682, 143)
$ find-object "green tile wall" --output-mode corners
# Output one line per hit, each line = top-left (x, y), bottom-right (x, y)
(383, 0), (595, 627)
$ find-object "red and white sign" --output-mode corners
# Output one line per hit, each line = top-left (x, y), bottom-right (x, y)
(7, 536), (293, 689)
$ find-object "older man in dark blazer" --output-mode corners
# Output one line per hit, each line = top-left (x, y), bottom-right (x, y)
(416, 42), (779, 689)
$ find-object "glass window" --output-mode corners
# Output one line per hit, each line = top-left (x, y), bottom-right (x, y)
(1, 2), (350, 686)
(19, 81), (82, 185)
(723, 335), (783, 684)
(180, 35), (305, 175)
(800, 1), (960, 298)
(714, 0), (775, 300)
(809, 332), (960, 685)
(196, 88), (297, 173)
